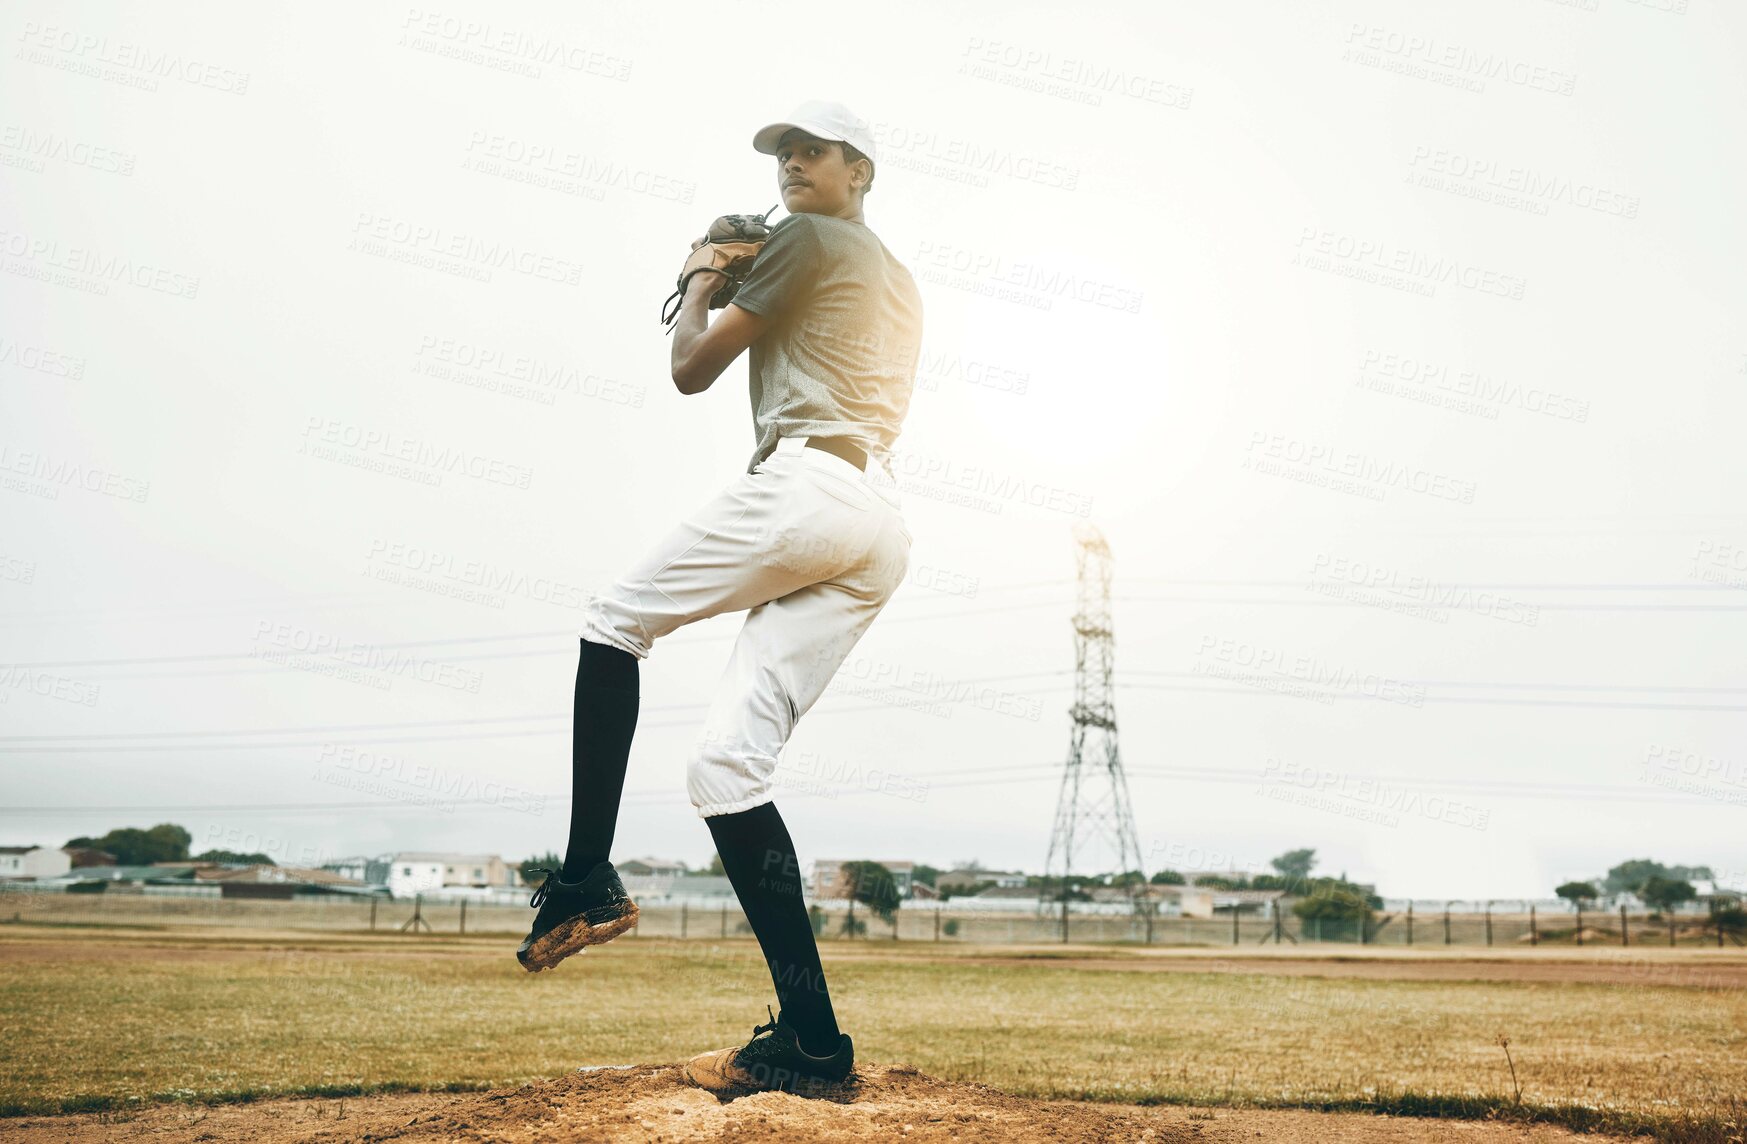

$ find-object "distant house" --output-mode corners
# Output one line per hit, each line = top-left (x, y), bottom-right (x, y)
(322, 855), (393, 886)
(1602, 880), (1742, 915)
(0, 846), (72, 881)
(43, 864), (199, 886)
(1098, 884), (1216, 917)
(618, 857), (688, 878)
(811, 859), (917, 901)
(387, 852), (520, 898)
(1207, 888), (1288, 916)
(62, 847), (117, 869)
(1144, 884), (1215, 917)
(937, 867), (1027, 893)
(1695, 880), (1744, 909)
(194, 865), (374, 899)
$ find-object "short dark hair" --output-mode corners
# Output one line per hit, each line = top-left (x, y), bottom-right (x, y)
(836, 141), (875, 197)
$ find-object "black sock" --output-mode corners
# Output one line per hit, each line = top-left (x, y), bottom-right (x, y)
(706, 801), (842, 1056)
(561, 638), (640, 882)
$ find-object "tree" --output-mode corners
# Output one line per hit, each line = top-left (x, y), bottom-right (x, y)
(1555, 881), (1598, 909)
(939, 879), (996, 902)
(840, 861), (902, 934)
(65, 824), (191, 866)
(705, 852), (725, 876)
(1639, 876), (1696, 917)
(1292, 887), (1372, 940)
(912, 864), (941, 888)
(1150, 869), (1186, 885)
(518, 852), (562, 886)
(1271, 848), (1317, 882)
(1712, 904), (1746, 943)
(1604, 859), (1680, 896)
(193, 850), (275, 866)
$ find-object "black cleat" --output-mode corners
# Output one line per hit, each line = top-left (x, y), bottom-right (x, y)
(682, 1006), (855, 1098)
(515, 860), (639, 972)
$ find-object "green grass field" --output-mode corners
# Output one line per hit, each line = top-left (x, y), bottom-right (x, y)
(3, 925), (1744, 1141)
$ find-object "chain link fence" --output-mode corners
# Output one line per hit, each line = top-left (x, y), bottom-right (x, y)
(2, 884), (1738, 948)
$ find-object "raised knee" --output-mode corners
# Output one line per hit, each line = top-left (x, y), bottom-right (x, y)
(687, 731), (777, 816)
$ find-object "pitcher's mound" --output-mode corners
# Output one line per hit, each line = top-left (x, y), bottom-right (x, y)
(3, 1063), (1630, 1142)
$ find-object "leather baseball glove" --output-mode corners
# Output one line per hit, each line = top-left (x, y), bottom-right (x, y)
(661, 205), (779, 332)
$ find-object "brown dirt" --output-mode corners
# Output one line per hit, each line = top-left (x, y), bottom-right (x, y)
(0, 1063), (1634, 1143)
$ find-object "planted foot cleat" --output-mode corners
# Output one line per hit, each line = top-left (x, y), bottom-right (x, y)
(682, 1006), (855, 1098)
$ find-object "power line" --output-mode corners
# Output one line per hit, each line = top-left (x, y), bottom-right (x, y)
(1122, 670), (1747, 695)
(4, 666), (1745, 754)
(9, 574), (1745, 673)
(2, 762), (1727, 816)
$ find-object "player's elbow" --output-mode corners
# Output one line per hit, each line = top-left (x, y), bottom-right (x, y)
(671, 359), (715, 395)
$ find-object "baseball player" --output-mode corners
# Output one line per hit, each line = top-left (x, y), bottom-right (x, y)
(515, 100), (923, 1099)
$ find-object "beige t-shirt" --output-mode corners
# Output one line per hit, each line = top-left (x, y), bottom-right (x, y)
(729, 212), (924, 478)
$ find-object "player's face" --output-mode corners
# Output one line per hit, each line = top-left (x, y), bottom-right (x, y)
(775, 131), (862, 216)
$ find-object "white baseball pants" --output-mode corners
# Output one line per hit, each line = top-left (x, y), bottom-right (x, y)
(578, 435), (912, 817)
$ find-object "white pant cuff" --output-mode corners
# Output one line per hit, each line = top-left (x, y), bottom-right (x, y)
(693, 791), (775, 818)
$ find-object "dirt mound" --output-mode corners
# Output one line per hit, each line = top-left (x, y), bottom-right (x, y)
(2, 1063), (1629, 1143)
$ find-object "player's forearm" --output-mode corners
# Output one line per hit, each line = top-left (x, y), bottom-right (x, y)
(669, 277), (721, 393)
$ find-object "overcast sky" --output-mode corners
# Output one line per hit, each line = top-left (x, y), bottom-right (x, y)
(3, 0), (1743, 901)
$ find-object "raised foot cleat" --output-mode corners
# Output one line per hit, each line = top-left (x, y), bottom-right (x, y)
(515, 860), (639, 973)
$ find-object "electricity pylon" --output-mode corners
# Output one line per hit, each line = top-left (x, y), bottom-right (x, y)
(1043, 524), (1147, 912)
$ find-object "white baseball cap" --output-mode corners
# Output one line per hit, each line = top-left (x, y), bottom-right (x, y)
(751, 100), (878, 166)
